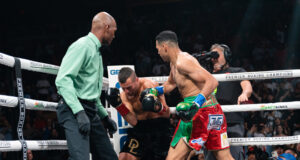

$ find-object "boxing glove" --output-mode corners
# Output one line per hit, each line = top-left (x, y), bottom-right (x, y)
(105, 88), (122, 107)
(175, 102), (199, 122)
(139, 86), (164, 102)
(140, 88), (163, 113)
(105, 88), (129, 116)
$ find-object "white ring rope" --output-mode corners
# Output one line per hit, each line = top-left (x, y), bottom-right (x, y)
(144, 68), (299, 83)
(228, 136), (300, 146)
(1, 53), (300, 152)
(0, 95), (58, 111)
(1, 52), (300, 86)
(0, 52), (109, 86)
(1, 135), (300, 151)
(0, 140), (67, 152)
(1, 95), (300, 113)
(0, 52), (59, 75)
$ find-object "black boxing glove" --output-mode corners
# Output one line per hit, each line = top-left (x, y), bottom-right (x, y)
(75, 110), (90, 136)
(105, 88), (122, 107)
(105, 88), (130, 117)
(139, 88), (151, 102)
(140, 88), (164, 113)
(102, 116), (117, 135)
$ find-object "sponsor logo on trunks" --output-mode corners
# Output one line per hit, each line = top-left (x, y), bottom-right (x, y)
(190, 138), (205, 146)
(221, 132), (229, 148)
(110, 69), (120, 75)
(128, 138), (139, 154)
(260, 105), (288, 110)
(207, 114), (223, 130)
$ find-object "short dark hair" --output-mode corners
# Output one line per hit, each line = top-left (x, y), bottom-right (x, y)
(284, 147), (297, 154)
(118, 67), (136, 83)
(155, 30), (178, 45)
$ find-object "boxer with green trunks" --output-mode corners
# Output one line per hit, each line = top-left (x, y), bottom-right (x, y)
(153, 30), (234, 160)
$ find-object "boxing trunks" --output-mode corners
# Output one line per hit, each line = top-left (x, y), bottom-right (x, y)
(171, 96), (229, 151)
(121, 117), (171, 160)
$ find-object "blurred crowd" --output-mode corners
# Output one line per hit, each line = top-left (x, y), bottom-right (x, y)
(1, 0), (300, 159)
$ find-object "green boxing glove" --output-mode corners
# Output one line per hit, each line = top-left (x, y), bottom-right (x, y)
(175, 102), (199, 122)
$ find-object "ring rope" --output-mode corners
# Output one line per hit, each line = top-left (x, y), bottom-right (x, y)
(0, 140), (67, 152)
(1, 135), (299, 152)
(1, 95), (299, 113)
(1, 52), (300, 86)
(1, 53), (300, 152)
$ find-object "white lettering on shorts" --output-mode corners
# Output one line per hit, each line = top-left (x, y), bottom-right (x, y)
(190, 137), (205, 146)
(207, 114), (223, 130)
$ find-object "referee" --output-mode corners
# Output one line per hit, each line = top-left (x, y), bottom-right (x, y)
(55, 12), (118, 160)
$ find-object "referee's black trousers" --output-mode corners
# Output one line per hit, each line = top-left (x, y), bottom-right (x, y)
(56, 99), (118, 160)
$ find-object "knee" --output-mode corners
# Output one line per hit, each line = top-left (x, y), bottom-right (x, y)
(214, 149), (235, 160)
(216, 153), (235, 160)
(166, 155), (176, 160)
(119, 153), (137, 160)
(166, 153), (184, 160)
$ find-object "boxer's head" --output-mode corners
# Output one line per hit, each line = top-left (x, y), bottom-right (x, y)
(118, 67), (139, 99)
(155, 30), (179, 62)
(91, 12), (117, 45)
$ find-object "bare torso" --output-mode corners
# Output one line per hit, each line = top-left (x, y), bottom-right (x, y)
(171, 52), (216, 103)
(121, 78), (169, 120)
(171, 52), (203, 98)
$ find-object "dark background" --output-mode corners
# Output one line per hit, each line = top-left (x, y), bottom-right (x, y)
(0, 0), (300, 159)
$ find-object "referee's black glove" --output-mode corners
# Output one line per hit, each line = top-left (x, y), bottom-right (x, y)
(75, 110), (90, 136)
(102, 116), (117, 135)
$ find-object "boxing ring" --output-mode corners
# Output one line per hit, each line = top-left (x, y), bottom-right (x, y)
(1, 52), (300, 158)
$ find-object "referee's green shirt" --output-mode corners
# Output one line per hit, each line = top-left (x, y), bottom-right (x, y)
(55, 32), (108, 118)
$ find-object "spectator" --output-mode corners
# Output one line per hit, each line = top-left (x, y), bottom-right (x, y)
(296, 143), (300, 160)
(284, 148), (298, 159)
(274, 125), (287, 137)
(278, 153), (296, 160)
(27, 150), (33, 160)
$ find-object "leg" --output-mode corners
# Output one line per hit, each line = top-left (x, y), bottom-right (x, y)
(187, 150), (196, 160)
(166, 138), (191, 160)
(202, 105), (233, 160)
(213, 148), (234, 160)
(229, 146), (244, 160)
(204, 149), (217, 160)
(89, 115), (118, 160)
(119, 129), (142, 160)
(56, 101), (90, 160)
(119, 152), (140, 160)
(227, 124), (245, 160)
